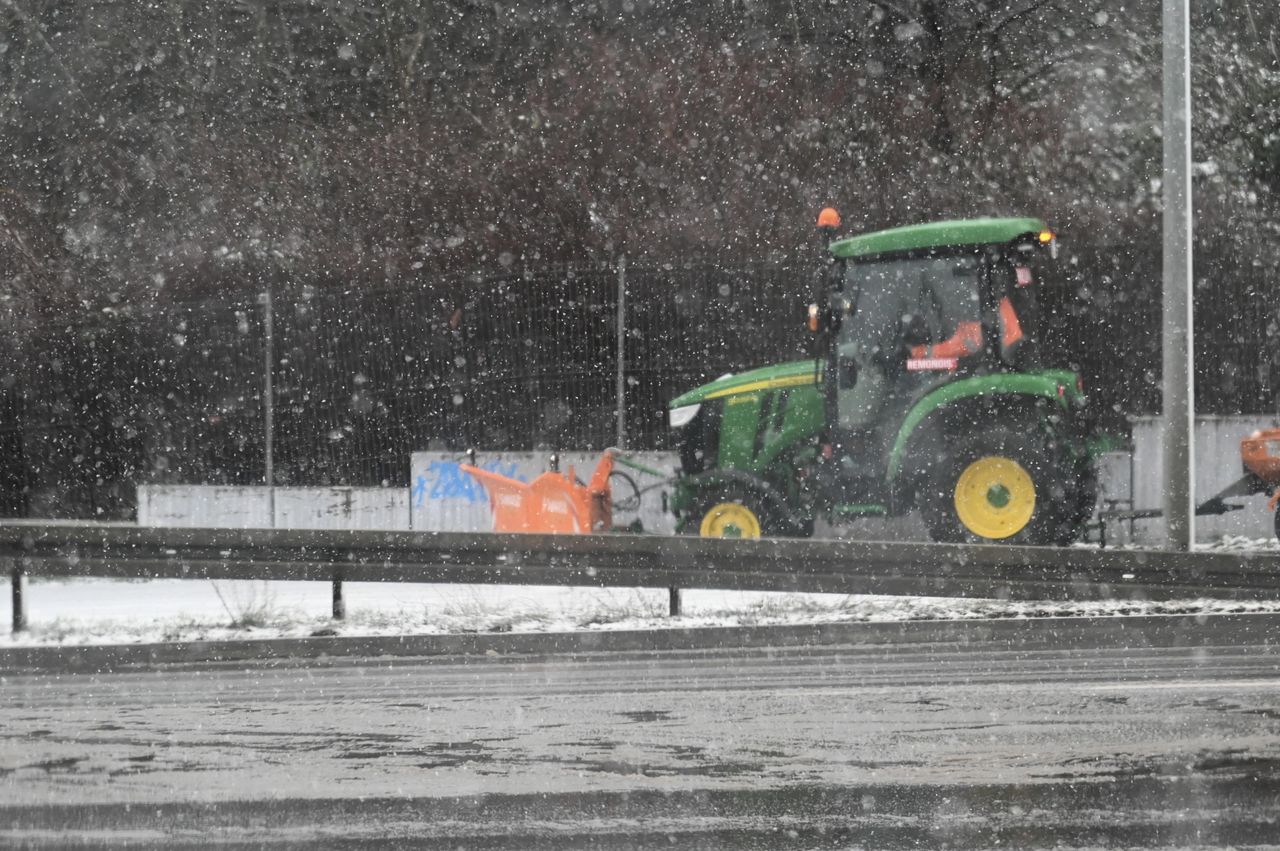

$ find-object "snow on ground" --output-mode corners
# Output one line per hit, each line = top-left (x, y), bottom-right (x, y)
(2, 534), (1277, 648)
(1192, 534), (1280, 552)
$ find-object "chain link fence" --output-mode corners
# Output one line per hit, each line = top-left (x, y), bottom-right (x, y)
(0, 249), (1275, 518)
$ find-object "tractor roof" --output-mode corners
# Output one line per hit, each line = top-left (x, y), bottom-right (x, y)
(829, 217), (1048, 260)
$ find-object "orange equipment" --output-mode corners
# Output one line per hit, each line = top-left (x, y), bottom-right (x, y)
(1241, 428), (1280, 518)
(1099, 426), (1280, 545)
(1183, 426), (1280, 536)
(1241, 427), (1280, 485)
(462, 452), (614, 534)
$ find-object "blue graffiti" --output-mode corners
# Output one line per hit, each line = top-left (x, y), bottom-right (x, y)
(412, 459), (525, 506)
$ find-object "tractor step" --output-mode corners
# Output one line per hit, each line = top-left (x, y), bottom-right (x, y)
(832, 503), (888, 517)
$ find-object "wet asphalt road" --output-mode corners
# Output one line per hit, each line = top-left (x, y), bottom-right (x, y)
(3, 614), (1280, 849)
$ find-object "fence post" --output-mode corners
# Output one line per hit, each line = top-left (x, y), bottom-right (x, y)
(332, 572), (346, 620)
(11, 561), (27, 634)
(615, 253), (627, 450)
(669, 586), (681, 617)
(259, 288), (276, 528)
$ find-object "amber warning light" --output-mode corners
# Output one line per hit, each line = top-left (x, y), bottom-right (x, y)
(817, 208), (842, 229)
(1038, 229), (1058, 258)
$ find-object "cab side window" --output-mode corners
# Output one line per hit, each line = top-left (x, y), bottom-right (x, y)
(992, 258), (1040, 367)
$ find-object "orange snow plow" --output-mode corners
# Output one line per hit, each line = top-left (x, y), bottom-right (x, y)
(462, 452), (615, 534)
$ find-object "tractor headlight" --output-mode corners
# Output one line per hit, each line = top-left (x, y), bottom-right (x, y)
(669, 403), (701, 429)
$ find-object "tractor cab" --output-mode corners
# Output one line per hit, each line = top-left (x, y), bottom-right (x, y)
(815, 216), (1058, 474)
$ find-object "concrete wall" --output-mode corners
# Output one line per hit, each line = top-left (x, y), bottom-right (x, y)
(137, 451), (679, 533)
(137, 485), (410, 530)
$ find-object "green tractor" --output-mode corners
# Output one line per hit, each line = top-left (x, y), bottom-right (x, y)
(667, 211), (1098, 545)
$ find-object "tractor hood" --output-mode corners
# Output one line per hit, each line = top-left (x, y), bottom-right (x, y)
(669, 360), (820, 409)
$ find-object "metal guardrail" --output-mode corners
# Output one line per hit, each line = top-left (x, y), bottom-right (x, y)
(4, 522), (1280, 634)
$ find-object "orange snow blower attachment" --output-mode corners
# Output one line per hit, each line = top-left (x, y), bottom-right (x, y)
(462, 452), (614, 534)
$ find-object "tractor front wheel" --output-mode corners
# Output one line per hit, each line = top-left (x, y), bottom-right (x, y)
(920, 428), (1082, 546)
(690, 487), (810, 539)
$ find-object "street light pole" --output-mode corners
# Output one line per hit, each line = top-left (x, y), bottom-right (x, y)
(1162, 0), (1194, 550)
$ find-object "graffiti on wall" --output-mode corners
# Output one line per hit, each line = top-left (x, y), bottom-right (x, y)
(411, 459), (524, 507)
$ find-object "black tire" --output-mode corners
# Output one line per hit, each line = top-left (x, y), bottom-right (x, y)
(687, 486), (811, 539)
(1274, 504), (1279, 542)
(918, 427), (1085, 546)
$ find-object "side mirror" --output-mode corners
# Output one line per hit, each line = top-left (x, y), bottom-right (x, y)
(900, 314), (930, 347)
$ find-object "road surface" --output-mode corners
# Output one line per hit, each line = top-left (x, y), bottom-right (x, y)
(3, 613), (1280, 848)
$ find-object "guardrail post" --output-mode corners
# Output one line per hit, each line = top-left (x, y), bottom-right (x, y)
(669, 586), (681, 617)
(11, 561), (27, 634)
(332, 573), (346, 620)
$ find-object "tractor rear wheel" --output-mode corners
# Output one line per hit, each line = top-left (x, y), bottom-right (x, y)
(919, 427), (1084, 546)
(1274, 503), (1280, 542)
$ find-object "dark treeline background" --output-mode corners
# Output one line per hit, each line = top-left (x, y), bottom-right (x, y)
(1, 0), (1279, 516)
(5, 0), (1280, 299)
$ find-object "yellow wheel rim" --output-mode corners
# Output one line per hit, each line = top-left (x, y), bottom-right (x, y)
(699, 502), (762, 539)
(953, 456), (1036, 539)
